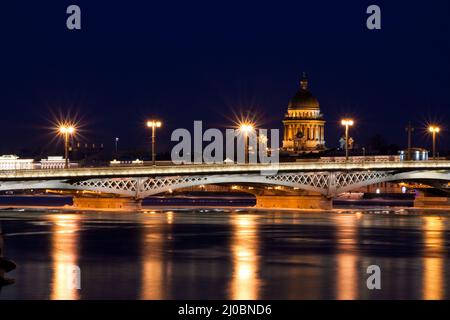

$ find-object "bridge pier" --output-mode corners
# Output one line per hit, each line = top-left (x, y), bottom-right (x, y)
(414, 191), (450, 208)
(255, 194), (332, 210)
(72, 197), (142, 211)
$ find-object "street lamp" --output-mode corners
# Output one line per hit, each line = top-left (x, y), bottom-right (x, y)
(428, 125), (440, 159)
(239, 123), (255, 163)
(147, 120), (162, 166)
(341, 119), (354, 161)
(59, 125), (75, 169)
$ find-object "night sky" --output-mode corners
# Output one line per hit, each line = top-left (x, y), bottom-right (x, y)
(1, 1), (449, 156)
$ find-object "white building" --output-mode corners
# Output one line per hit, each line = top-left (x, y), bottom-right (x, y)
(0, 155), (34, 170)
(40, 156), (67, 169)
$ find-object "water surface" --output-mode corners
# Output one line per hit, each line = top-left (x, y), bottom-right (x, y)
(1, 208), (449, 299)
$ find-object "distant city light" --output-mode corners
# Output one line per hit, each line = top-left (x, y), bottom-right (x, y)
(259, 134), (268, 144)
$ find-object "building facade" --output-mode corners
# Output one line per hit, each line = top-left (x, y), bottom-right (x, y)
(282, 74), (326, 153)
(0, 155), (34, 170)
(40, 156), (67, 169)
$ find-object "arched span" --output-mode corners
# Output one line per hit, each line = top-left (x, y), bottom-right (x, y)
(135, 175), (327, 198)
(336, 170), (450, 194)
(0, 179), (138, 198)
(0, 174), (331, 197)
(138, 173), (330, 198)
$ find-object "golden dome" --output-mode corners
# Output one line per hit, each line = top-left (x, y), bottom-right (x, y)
(288, 74), (320, 110)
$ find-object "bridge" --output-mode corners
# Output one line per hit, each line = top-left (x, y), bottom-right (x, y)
(1, 160), (450, 210)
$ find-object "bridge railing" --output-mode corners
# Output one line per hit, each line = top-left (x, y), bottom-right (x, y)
(2, 158), (450, 177)
(318, 155), (401, 163)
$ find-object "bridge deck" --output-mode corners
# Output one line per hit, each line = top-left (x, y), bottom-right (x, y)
(1, 161), (450, 181)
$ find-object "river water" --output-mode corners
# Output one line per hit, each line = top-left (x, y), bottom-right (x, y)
(0, 208), (449, 300)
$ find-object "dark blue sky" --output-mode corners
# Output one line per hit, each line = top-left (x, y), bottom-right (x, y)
(1, 0), (449, 155)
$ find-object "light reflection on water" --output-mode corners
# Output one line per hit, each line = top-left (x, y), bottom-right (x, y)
(0, 209), (449, 300)
(50, 214), (80, 300)
(335, 215), (358, 300)
(422, 216), (445, 300)
(229, 214), (261, 300)
(140, 215), (169, 300)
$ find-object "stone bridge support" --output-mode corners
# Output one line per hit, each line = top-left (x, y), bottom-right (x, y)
(255, 193), (332, 210)
(413, 190), (450, 208)
(72, 196), (142, 210)
(246, 187), (333, 210)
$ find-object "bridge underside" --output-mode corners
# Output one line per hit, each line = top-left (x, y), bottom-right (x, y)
(0, 170), (449, 210)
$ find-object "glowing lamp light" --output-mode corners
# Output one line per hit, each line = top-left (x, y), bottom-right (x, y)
(341, 119), (354, 126)
(147, 120), (162, 128)
(259, 134), (268, 144)
(239, 123), (255, 134)
(428, 126), (440, 133)
(59, 125), (76, 135)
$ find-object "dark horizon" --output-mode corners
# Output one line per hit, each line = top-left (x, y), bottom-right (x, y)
(1, 1), (449, 156)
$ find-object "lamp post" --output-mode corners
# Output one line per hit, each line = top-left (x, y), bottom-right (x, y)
(59, 125), (75, 169)
(428, 125), (440, 160)
(115, 137), (119, 157)
(341, 119), (354, 161)
(405, 122), (414, 161)
(147, 120), (162, 166)
(239, 123), (255, 164)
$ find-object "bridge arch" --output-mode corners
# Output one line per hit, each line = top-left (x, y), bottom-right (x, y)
(335, 170), (450, 194)
(137, 173), (330, 198)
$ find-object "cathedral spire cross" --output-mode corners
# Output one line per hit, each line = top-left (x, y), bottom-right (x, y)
(300, 72), (308, 90)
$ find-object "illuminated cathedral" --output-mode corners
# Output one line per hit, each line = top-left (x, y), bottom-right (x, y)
(282, 73), (326, 153)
